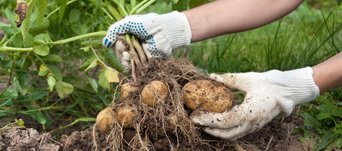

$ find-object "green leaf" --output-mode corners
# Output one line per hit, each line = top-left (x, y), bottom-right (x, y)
(69, 9), (80, 24)
(55, 81), (74, 98)
(15, 119), (25, 127)
(5, 8), (17, 28)
(13, 77), (27, 95)
(45, 64), (62, 81)
(33, 34), (51, 56)
(172, 0), (189, 11)
(319, 104), (342, 117)
(0, 88), (18, 107)
(33, 33), (51, 43)
(33, 44), (50, 56)
(41, 54), (63, 63)
(85, 59), (98, 72)
(47, 74), (56, 91)
(29, 18), (50, 34)
(87, 77), (98, 93)
(81, 56), (97, 69)
(38, 64), (48, 76)
(103, 49), (124, 73)
(29, 111), (47, 127)
(104, 67), (119, 83)
(34, 0), (48, 24)
(58, 0), (68, 24)
(98, 70), (110, 90)
(315, 133), (338, 151)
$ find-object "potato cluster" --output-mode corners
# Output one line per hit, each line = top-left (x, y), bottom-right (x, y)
(96, 79), (233, 133)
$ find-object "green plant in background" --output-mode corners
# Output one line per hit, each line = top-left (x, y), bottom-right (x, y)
(299, 88), (342, 151)
(0, 0), (210, 131)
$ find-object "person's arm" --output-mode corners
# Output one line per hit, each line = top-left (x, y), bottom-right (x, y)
(103, 0), (304, 58)
(313, 52), (342, 92)
(183, 0), (303, 41)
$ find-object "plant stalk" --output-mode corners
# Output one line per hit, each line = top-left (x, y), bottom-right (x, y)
(50, 31), (106, 45)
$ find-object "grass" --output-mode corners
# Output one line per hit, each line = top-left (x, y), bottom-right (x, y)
(184, 3), (342, 73)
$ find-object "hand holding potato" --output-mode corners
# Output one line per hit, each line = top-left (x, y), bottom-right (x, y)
(191, 67), (320, 140)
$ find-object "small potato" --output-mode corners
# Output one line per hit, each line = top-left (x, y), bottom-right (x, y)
(116, 105), (137, 127)
(182, 80), (233, 113)
(120, 83), (138, 99)
(96, 107), (116, 133)
(141, 81), (169, 106)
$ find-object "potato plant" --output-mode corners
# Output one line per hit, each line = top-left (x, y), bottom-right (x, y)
(0, 0), (210, 129)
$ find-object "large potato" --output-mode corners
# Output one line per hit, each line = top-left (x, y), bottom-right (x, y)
(141, 81), (169, 106)
(182, 80), (233, 113)
(96, 107), (116, 133)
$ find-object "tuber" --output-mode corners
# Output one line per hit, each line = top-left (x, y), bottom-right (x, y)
(96, 107), (116, 133)
(116, 105), (137, 127)
(182, 80), (233, 112)
(141, 81), (169, 106)
(120, 83), (138, 99)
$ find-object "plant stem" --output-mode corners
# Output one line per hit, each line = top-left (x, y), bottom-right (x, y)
(49, 31), (106, 45)
(0, 31), (106, 52)
(136, 0), (157, 14)
(0, 47), (33, 52)
(129, 0), (149, 15)
(104, 4), (122, 20)
(46, 0), (77, 19)
(111, 0), (128, 16)
(90, 46), (109, 69)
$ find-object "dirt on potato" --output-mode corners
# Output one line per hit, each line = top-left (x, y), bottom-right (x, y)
(0, 58), (307, 151)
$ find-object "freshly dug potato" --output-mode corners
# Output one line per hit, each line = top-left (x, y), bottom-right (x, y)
(141, 81), (169, 106)
(96, 107), (116, 133)
(120, 83), (138, 99)
(182, 80), (234, 113)
(116, 105), (137, 127)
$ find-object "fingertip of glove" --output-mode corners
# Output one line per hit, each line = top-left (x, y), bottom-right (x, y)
(103, 37), (113, 48)
(209, 73), (224, 82)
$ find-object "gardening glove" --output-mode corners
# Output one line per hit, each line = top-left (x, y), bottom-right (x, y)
(191, 67), (320, 140)
(103, 11), (192, 58)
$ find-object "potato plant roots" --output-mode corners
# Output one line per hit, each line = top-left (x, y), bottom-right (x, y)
(92, 58), (234, 151)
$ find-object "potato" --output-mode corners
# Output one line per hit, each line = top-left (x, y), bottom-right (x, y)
(116, 105), (137, 127)
(120, 83), (138, 99)
(96, 107), (116, 133)
(182, 80), (233, 113)
(141, 81), (169, 106)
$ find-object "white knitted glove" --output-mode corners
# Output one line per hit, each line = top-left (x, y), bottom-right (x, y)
(103, 11), (191, 58)
(191, 67), (320, 140)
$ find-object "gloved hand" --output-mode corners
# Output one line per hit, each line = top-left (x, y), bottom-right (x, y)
(103, 11), (192, 58)
(191, 67), (320, 140)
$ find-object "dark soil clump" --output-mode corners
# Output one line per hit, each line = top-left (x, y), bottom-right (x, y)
(0, 127), (60, 151)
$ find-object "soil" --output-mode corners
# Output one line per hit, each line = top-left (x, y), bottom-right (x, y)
(0, 58), (307, 151)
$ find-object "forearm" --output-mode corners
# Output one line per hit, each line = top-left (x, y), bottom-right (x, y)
(183, 0), (303, 42)
(313, 52), (342, 93)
